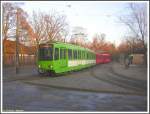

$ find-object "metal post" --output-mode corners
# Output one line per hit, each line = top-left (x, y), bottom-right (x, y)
(16, 8), (19, 74)
(2, 5), (5, 66)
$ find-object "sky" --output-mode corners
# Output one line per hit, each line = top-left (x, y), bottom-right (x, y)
(3, 1), (148, 46)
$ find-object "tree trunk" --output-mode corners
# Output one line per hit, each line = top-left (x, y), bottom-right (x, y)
(36, 42), (39, 65)
(3, 39), (6, 66)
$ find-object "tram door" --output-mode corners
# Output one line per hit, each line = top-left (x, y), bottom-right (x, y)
(60, 48), (67, 68)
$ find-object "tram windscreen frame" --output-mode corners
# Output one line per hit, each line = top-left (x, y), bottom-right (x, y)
(39, 44), (53, 61)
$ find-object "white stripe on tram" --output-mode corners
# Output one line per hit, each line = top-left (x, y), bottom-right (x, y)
(68, 60), (96, 67)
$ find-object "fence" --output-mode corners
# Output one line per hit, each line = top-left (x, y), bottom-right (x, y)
(4, 54), (36, 66)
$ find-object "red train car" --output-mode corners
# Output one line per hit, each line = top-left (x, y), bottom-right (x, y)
(102, 53), (111, 63)
(96, 53), (111, 64)
(96, 53), (103, 64)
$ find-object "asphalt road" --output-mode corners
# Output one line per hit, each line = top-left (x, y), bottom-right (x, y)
(2, 63), (147, 112)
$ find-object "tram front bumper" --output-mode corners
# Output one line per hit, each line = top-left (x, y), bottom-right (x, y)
(37, 61), (54, 74)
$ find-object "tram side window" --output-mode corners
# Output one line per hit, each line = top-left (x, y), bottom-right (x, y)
(78, 50), (79, 59)
(54, 48), (59, 60)
(82, 51), (84, 59)
(80, 51), (81, 59)
(68, 49), (72, 60)
(60, 49), (64, 59)
(77, 50), (78, 59)
(86, 53), (89, 59)
(79, 51), (81, 59)
(81, 51), (83, 59)
(90, 53), (91, 59)
(73, 50), (77, 59)
(73, 50), (76, 59)
(73, 50), (75, 59)
(78, 50), (80, 59)
(89, 53), (91, 59)
(81, 51), (84, 59)
(76, 50), (77, 59)
(83, 51), (84, 59)
(75, 50), (78, 59)
(64, 49), (66, 59)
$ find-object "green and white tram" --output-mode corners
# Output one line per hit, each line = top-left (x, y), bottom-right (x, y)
(37, 42), (96, 74)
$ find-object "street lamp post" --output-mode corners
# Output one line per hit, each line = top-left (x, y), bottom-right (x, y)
(15, 8), (19, 74)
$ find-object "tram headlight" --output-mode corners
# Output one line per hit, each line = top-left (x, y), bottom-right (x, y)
(38, 65), (41, 68)
(48, 65), (53, 69)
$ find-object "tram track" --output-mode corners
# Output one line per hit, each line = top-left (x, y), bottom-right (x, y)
(3, 63), (147, 96)
(24, 79), (146, 96)
(22, 65), (146, 95)
(90, 64), (146, 95)
(3, 65), (94, 83)
(109, 66), (147, 89)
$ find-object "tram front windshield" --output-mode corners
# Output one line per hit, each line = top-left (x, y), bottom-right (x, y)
(39, 45), (53, 60)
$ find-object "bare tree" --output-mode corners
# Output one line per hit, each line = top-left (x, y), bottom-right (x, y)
(31, 11), (68, 44)
(2, 3), (26, 40)
(44, 12), (68, 43)
(119, 3), (147, 63)
(2, 3), (16, 65)
(120, 3), (147, 43)
(2, 3), (27, 67)
(31, 11), (68, 62)
(30, 11), (47, 63)
(31, 11), (46, 46)
(63, 30), (69, 43)
(2, 3), (16, 40)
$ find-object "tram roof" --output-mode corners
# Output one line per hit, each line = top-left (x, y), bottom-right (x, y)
(39, 41), (95, 53)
